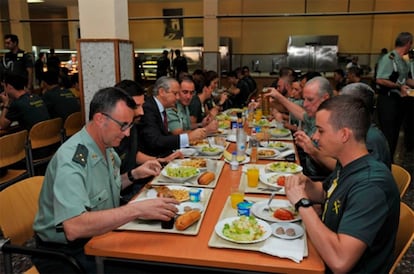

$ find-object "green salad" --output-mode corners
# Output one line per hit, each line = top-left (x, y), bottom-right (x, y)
(222, 216), (265, 242)
(268, 141), (287, 149)
(267, 162), (301, 173)
(165, 166), (199, 178)
(201, 146), (222, 153)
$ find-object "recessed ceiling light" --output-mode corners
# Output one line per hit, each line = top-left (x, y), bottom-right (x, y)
(27, 0), (45, 3)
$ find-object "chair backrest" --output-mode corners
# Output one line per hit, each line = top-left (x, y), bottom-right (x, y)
(391, 164), (411, 198)
(63, 111), (83, 140)
(0, 176), (44, 245)
(28, 118), (63, 150)
(389, 202), (414, 274)
(0, 130), (28, 168)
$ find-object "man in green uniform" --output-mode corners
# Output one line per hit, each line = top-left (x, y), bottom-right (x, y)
(41, 70), (80, 121)
(285, 95), (400, 273)
(33, 87), (179, 273)
(0, 73), (50, 130)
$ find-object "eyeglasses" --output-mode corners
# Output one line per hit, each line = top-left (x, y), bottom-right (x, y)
(101, 113), (134, 131)
(181, 89), (195, 95)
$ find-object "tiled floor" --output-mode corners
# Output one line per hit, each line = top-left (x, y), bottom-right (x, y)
(1, 132), (413, 274)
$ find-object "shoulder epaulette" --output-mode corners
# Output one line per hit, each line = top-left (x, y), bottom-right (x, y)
(389, 52), (395, 60)
(72, 144), (88, 167)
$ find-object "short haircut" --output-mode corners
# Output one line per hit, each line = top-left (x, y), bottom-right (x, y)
(4, 72), (26, 90)
(42, 71), (60, 85)
(115, 79), (145, 97)
(4, 34), (18, 44)
(318, 95), (370, 142)
(152, 76), (177, 96)
(334, 68), (345, 77)
(179, 75), (194, 85)
(306, 76), (333, 98)
(89, 87), (136, 120)
(395, 32), (413, 47)
(341, 82), (375, 113)
(347, 66), (362, 77)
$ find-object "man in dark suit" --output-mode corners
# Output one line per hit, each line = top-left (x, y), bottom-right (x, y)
(136, 76), (206, 157)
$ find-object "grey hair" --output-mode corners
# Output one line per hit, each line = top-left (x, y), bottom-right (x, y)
(341, 82), (375, 111)
(305, 76), (333, 98)
(395, 32), (413, 47)
(152, 76), (178, 96)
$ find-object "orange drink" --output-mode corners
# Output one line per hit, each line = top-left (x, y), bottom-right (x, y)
(247, 167), (259, 187)
(230, 191), (245, 209)
(254, 109), (263, 122)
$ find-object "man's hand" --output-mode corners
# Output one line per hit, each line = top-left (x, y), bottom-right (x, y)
(284, 174), (308, 206)
(128, 197), (179, 221)
(188, 128), (206, 142)
(0, 91), (10, 106)
(204, 119), (218, 134)
(158, 151), (184, 164)
(294, 130), (317, 155)
(133, 160), (162, 180)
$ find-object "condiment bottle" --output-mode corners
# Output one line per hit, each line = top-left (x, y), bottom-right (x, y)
(249, 127), (258, 163)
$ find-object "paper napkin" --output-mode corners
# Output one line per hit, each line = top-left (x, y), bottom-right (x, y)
(259, 237), (305, 263)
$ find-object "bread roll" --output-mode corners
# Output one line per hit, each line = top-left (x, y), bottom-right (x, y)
(175, 210), (201, 230)
(198, 171), (215, 185)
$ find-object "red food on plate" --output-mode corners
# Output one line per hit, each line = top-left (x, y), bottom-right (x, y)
(273, 208), (294, 220)
(276, 176), (286, 186)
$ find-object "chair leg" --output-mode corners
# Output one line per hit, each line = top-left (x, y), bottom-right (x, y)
(1, 239), (13, 274)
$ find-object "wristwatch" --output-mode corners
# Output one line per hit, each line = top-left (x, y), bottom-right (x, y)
(127, 169), (135, 182)
(295, 198), (313, 211)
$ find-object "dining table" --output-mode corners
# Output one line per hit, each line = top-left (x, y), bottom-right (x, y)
(84, 122), (325, 274)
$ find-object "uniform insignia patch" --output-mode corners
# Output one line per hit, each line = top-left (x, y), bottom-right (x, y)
(72, 144), (88, 167)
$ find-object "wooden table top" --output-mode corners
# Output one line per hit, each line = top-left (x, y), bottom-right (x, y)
(84, 141), (325, 274)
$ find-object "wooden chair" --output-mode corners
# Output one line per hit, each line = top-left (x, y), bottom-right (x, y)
(0, 130), (30, 191)
(62, 111), (83, 141)
(389, 202), (414, 273)
(26, 118), (63, 176)
(391, 164), (411, 198)
(0, 176), (84, 274)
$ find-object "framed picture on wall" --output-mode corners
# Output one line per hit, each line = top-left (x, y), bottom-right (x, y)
(163, 8), (183, 40)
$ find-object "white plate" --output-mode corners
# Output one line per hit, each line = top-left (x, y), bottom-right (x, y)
(146, 185), (195, 200)
(251, 200), (301, 223)
(197, 145), (225, 156)
(271, 223), (304, 240)
(260, 141), (290, 152)
(224, 155), (251, 165)
(259, 173), (294, 194)
(179, 148), (197, 157)
(246, 148), (280, 159)
(264, 162), (303, 174)
(161, 165), (200, 183)
(226, 134), (250, 143)
(176, 202), (204, 215)
(214, 216), (272, 244)
(269, 128), (291, 138)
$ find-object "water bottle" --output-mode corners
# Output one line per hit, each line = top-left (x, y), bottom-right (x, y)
(230, 151), (239, 171)
(249, 127), (258, 163)
(236, 122), (246, 158)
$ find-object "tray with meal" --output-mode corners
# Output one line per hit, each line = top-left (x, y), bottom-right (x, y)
(117, 185), (213, 235)
(188, 137), (230, 159)
(208, 196), (308, 261)
(150, 160), (225, 188)
(241, 164), (303, 195)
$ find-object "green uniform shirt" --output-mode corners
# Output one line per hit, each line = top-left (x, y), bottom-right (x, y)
(42, 86), (80, 121)
(6, 93), (50, 130)
(322, 154), (400, 273)
(167, 101), (191, 132)
(377, 49), (410, 93)
(366, 124), (391, 169)
(33, 128), (121, 244)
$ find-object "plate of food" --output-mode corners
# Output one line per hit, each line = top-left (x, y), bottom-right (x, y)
(260, 141), (290, 151)
(271, 222), (304, 240)
(146, 185), (193, 202)
(253, 119), (271, 127)
(226, 134), (250, 143)
(214, 216), (272, 244)
(173, 158), (207, 171)
(270, 128), (291, 138)
(264, 162), (303, 174)
(251, 200), (301, 223)
(161, 165), (200, 183)
(259, 173), (293, 194)
(179, 148), (197, 157)
(197, 145), (225, 156)
(218, 120), (231, 129)
(224, 108), (243, 116)
(176, 202), (204, 215)
(246, 148), (280, 159)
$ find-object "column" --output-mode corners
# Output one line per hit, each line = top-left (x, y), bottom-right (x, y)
(66, 5), (79, 50)
(7, 0), (32, 52)
(203, 0), (220, 73)
(77, 0), (134, 121)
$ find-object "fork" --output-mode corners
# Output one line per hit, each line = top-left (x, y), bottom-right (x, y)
(266, 192), (277, 212)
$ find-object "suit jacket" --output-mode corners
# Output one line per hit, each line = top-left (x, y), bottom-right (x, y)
(136, 96), (180, 157)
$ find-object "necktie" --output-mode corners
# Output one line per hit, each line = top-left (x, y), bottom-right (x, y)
(162, 110), (168, 132)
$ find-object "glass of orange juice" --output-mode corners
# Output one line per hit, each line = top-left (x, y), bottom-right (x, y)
(254, 108), (263, 122)
(247, 167), (259, 187)
(230, 184), (245, 209)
